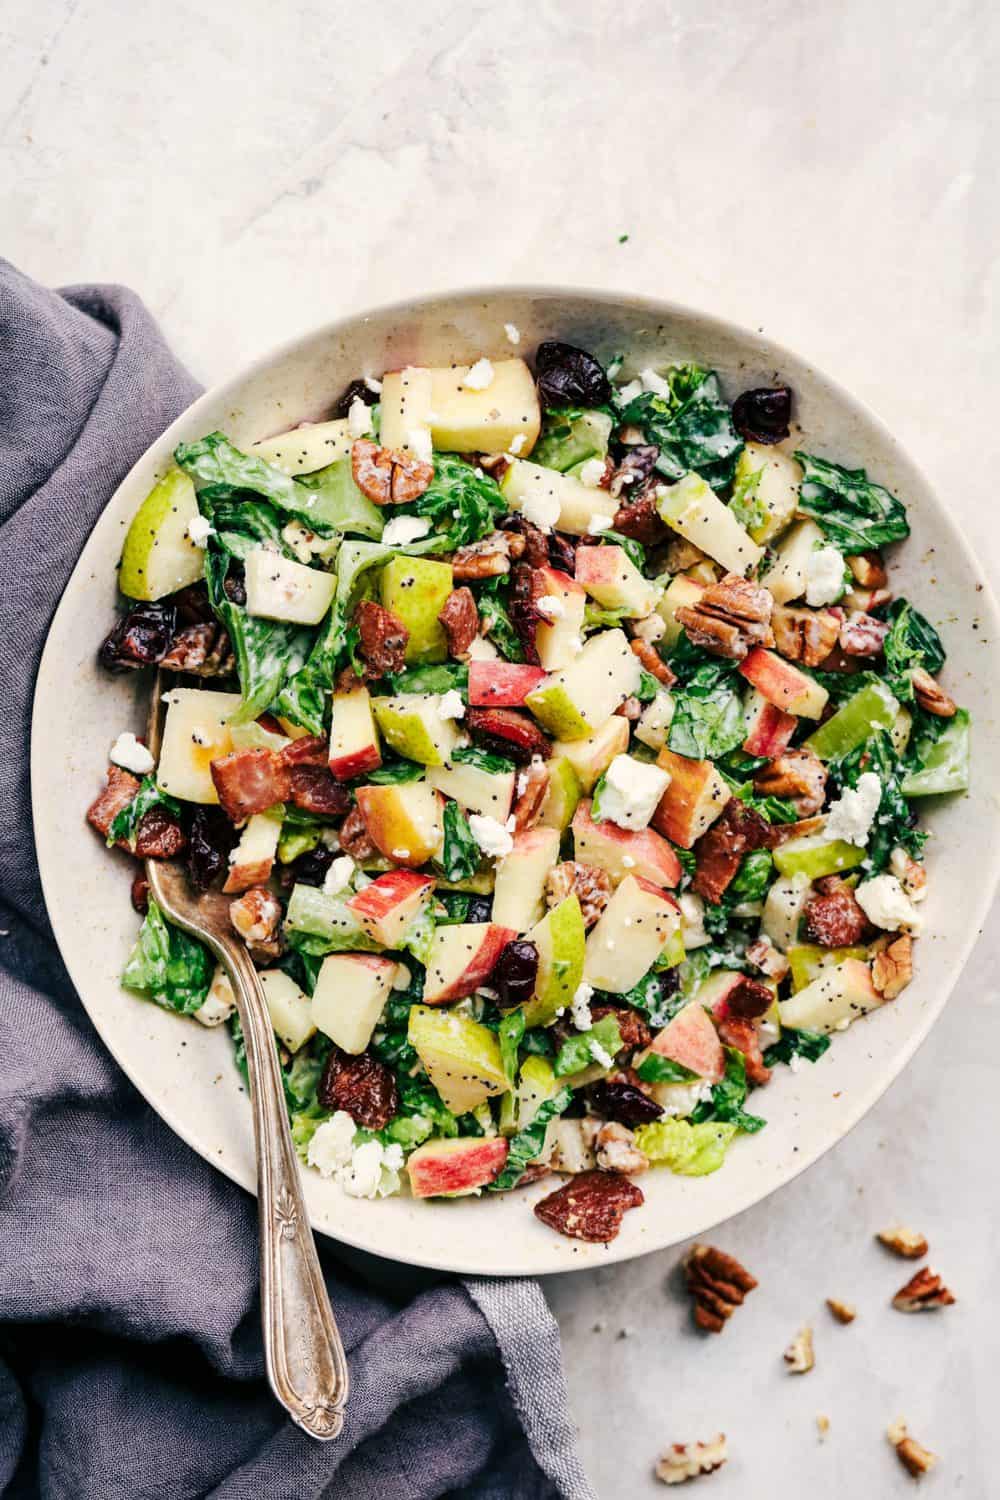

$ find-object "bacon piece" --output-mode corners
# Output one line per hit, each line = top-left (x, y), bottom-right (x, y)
(86, 765), (141, 838)
(279, 735), (329, 768)
(692, 799), (771, 905)
(353, 600), (409, 680)
(466, 706), (551, 763)
(630, 637), (676, 685)
(716, 1015), (771, 1087)
(753, 748), (827, 817)
(534, 1170), (644, 1243)
(210, 749), (291, 823)
(439, 587), (480, 659)
(838, 611), (889, 658)
(351, 438), (434, 505)
(288, 766), (350, 817)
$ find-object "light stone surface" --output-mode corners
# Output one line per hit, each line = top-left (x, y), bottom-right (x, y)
(4, 0), (998, 1493)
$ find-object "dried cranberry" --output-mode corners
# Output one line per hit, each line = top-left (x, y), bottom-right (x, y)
(223, 570), (246, 606)
(187, 808), (237, 891)
(547, 531), (577, 573)
(318, 1046), (399, 1130)
(172, 582), (215, 625)
(332, 378), (379, 419)
(535, 341), (612, 410)
(589, 1080), (663, 1127)
(282, 843), (335, 888)
(492, 940), (539, 1009)
(731, 386), (792, 445)
(98, 601), (177, 672)
(466, 896), (493, 924)
(134, 809), (187, 860)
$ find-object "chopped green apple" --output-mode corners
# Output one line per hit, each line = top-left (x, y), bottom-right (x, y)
(901, 708), (970, 797)
(574, 543), (660, 617)
(244, 547), (336, 626)
(380, 555), (453, 663)
(427, 759), (516, 818)
(260, 969), (316, 1053)
(407, 1136), (509, 1197)
(493, 826), (561, 932)
(656, 574), (705, 647)
(534, 566), (587, 669)
(635, 691), (676, 751)
(501, 459), (617, 535)
(522, 895), (585, 1026)
(656, 473), (764, 576)
(407, 1004), (509, 1114)
(157, 687), (242, 803)
(250, 418), (352, 475)
(778, 957), (883, 1034)
(428, 358), (541, 453)
(372, 693), (461, 767)
(118, 468), (206, 601)
(552, 715), (630, 792)
(354, 781), (445, 867)
(537, 755), (583, 832)
(378, 366), (434, 453)
(734, 443), (802, 544)
(772, 833), (866, 880)
(804, 679), (899, 761)
(584, 875), (680, 993)
(760, 519), (825, 604)
(311, 952), (399, 1053)
(787, 942), (868, 992)
(525, 629), (640, 740)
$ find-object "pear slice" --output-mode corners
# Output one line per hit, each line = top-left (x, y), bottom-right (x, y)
(119, 468), (205, 600)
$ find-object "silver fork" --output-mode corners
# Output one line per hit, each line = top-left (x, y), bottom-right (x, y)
(144, 671), (349, 1440)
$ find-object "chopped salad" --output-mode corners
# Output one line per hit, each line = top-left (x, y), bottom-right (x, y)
(89, 336), (969, 1243)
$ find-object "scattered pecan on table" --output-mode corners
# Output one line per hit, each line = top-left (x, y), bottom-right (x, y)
(887, 1421), (938, 1480)
(877, 1223), (928, 1259)
(891, 1267), (955, 1312)
(654, 1434), (728, 1486)
(683, 1243), (758, 1333)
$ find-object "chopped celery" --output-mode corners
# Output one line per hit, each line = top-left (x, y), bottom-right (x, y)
(901, 708), (970, 797)
(804, 679), (898, 761)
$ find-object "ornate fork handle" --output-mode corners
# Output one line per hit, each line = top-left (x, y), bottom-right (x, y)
(224, 939), (349, 1439)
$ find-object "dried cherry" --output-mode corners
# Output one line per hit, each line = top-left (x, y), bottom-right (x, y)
(535, 341), (612, 410)
(731, 386), (792, 445)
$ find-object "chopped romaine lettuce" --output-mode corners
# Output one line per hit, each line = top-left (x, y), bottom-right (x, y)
(634, 1118), (738, 1175)
(437, 800), (481, 883)
(795, 451), (910, 551)
(122, 899), (213, 1015)
(619, 365), (743, 490)
(488, 1087), (573, 1191)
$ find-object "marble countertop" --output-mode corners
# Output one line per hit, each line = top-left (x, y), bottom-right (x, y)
(4, 0), (997, 1492)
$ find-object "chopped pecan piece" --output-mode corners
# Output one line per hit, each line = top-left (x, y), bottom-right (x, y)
(546, 860), (612, 928)
(438, 586), (480, 659)
(753, 747), (828, 817)
(589, 1004), (652, 1054)
(826, 1297), (856, 1324)
(159, 621), (235, 677)
(351, 438), (434, 504)
(871, 933), (914, 999)
(892, 1266), (955, 1312)
(745, 935), (790, 982)
(450, 532), (513, 580)
(353, 600), (409, 679)
(877, 1224), (928, 1259)
(498, 513), (550, 568)
(86, 765), (141, 839)
(533, 1170), (644, 1243)
(846, 551), (888, 589)
(594, 1121), (649, 1175)
(887, 1420), (938, 1479)
(474, 451), (512, 481)
(716, 1015), (770, 1086)
(630, 636), (676, 685)
(676, 573), (774, 661)
(663, 537), (709, 575)
(912, 667), (956, 717)
(338, 804), (376, 861)
(612, 488), (667, 547)
(130, 872), (150, 914)
(318, 1045), (399, 1131)
(654, 1434), (728, 1486)
(288, 765), (351, 817)
(783, 1324), (815, 1374)
(609, 444), (658, 499)
(512, 759), (549, 832)
(229, 886), (283, 959)
(466, 705), (551, 763)
(837, 610), (888, 658)
(134, 808), (187, 860)
(692, 798), (770, 905)
(766, 814), (824, 844)
(771, 604), (840, 667)
(890, 846), (927, 900)
(684, 1244), (758, 1333)
(211, 748), (292, 822)
(802, 886), (870, 947)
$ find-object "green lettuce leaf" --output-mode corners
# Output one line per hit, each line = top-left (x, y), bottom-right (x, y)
(763, 1029), (830, 1066)
(476, 578), (525, 662)
(366, 759), (427, 784)
(619, 366), (743, 490)
(635, 1054), (699, 1084)
(499, 1009), (526, 1085)
(451, 745), (515, 774)
(487, 1087), (573, 1191)
(634, 1117), (738, 1175)
(175, 431), (345, 532)
(437, 800), (481, 883)
(106, 776), (181, 851)
(553, 1016), (622, 1077)
(668, 661), (744, 759)
(879, 598), (946, 700)
(408, 455), (504, 548)
(532, 407), (612, 473)
(690, 1047), (766, 1133)
(795, 451), (910, 551)
(388, 663), (469, 695)
(122, 899), (213, 1015)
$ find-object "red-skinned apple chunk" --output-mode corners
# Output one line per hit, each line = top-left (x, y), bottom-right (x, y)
(652, 748), (730, 848)
(407, 1137), (509, 1198)
(742, 687), (797, 758)
(354, 782), (445, 867)
(639, 999), (725, 1083)
(422, 922), (519, 1004)
(571, 800), (681, 888)
(345, 869), (435, 946)
(468, 661), (547, 707)
(329, 686), (382, 781)
(738, 647), (829, 719)
(310, 952), (399, 1055)
(583, 875), (680, 993)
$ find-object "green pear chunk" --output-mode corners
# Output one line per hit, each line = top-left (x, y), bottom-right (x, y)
(522, 895), (585, 1026)
(380, 555), (453, 663)
(407, 1004), (508, 1114)
(372, 694), (461, 766)
(119, 468), (205, 600)
(525, 629), (640, 740)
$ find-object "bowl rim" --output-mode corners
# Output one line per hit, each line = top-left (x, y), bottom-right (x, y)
(32, 282), (1000, 1275)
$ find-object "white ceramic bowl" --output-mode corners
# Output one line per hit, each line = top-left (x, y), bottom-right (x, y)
(32, 288), (1000, 1276)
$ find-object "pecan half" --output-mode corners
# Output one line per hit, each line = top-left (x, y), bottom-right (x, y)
(512, 759), (549, 832)
(802, 886), (870, 947)
(533, 1170), (644, 1243)
(630, 636), (676, 685)
(847, 551), (888, 589)
(339, 804), (376, 861)
(498, 513), (549, 568)
(753, 747), (828, 817)
(871, 933), (914, 999)
(438, 586), (480, 658)
(912, 667), (956, 717)
(594, 1121), (649, 1175)
(745, 935), (790, 982)
(716, 1014), (770, 1086)
(771, 604), (840, 667)
(229, 886), (283, 959)
(318, 1045), (399, 1131)
(351, 438), (433, 504)
(838, 610), (889, 658)
(546, 860), (612, 928)
(892, 1267), (955, 1312)
(826, 1298), (856, 1324)
(450, 532), (513, 580)
(887, 1421), (938, 1479)
(676, 573), (774, 661)
(683, 1244), (758, 1333)
(877, 1224), (928, 1259)
(654, 1434), (728, 1486)
(353, 600), (409, 679)
(783, 1324), (815, 1374)
(588, 1004), (652, 1054)
(890, 846), (927, 901)
(692, 798), (771, 905)
(160, 620), (235, 677)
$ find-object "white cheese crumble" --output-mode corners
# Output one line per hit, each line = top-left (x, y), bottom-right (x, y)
(347, 396), (373, 438)
(322, 855), (355, 897)
(578, 458), (607, 489)
(537, 593), (565, 620)
(679, 891), (710, 949)
(631, 612), (665, 644)
(468, 813), (515, 859)
(824, 771), (882, 846)
(856, 874), (924, 934)
(804, 544), (846, 607)
(570, 981), (594, 1031)
(658, 1079), (715, 1117)
(615, 378), (643, 405)
(381, 514), (432, 548)
(405, 427), (433, 462)
(519, 485), (560, 533)
(306, 1113), (403, 1198)
(195, 966), (236, 1027)
(437, 689), (466, 721)
(508, 432), (527, 456)
(109, 731), (155, 776)
(186, 513), (215, 548)
(504, 322), (521, 345)
(587, 513), (613, 535)
(639, 367), (672, 397)
(364, 376), (382, 394)
(590, 1041), (615, 1069)
(463, 357), (495, 391)
(596, 754), (671, 832)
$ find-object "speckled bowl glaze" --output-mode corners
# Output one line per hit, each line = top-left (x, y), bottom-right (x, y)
(31, 288), (1000, 1275)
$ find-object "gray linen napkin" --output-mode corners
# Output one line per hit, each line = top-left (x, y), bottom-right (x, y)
(0, 261), (595, 1500)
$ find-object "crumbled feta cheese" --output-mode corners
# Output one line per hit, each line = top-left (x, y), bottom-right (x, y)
(631, 613), (665, 644)
(437, 689), (466, 720)
(405, 427), (433, 462)
(347, 396), (373, 438)
(339, 1139), (386, 1198)
(537, 593), (565, 620)
(804, 544), (846, 607)
(508, 432), (527, 456)
(640, 367), (672, 397)
(679, 891), (710, 948)
(186, 514), (215, 548)
(615, 378), (643, 405)
(195, 966), (236, 1027)
(658, 1079), (715, 1117)
(856, 874), (924, 934)
(467, 635), (500, 662)
(596, 754), (671, 832)
(320, 827), (341, 850)
(307, 1114), (402, 1197)
(109, 731), (155, 776)
(364, 376), (382, 394)
(622, 854), (635, 869)
(504, 322), (521, 345)
(323, 855), (355, 897)
(381, 514), (432, 548)
(570, 981), (594, 1031)
(824, 771), (882, 846)
(306, 1112), (356, 1177)
(463, 357), (495, 391)
(578, 458), (607, 489)
(590, 1041), (614, 1070)
(391, 962), (412, 991)
(587, 513), (613, 535)
(468, 813), (514, 859)
(519, 485), (561, 533)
